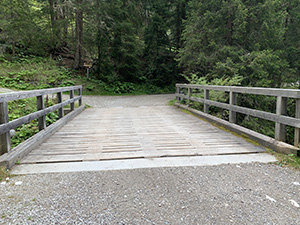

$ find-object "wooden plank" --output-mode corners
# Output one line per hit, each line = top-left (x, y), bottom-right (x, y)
(275, 96), (287, 142)
(70, 89), (75, 111)
(20, 106), (267, 164)
(180, 95), (300, 128)
(0, 102), (10, 154)
(57, 92), (63, 118)
(204, 89), (209, 113)
(0, 85), (82, 102)
(176, 84), (300, 98)
(295, 99), (300, 147)
(1, 106), (85, 169)
(37, 95), (46, 131)
(229, 91), (237, 123)
(0, 96), (81, 134)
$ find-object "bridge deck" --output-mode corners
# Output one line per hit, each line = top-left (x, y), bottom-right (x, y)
(21, 106), (264, 164)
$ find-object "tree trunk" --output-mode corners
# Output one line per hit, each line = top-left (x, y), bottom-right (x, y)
(48, 0), (56, 40)
(74, 0), (83, 69)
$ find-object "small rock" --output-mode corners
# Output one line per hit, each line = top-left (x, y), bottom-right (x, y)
(266, 195), (277, 203)
(15, 181), (23, 186)
(1, 182), (6, 185)
(236, 165), (241, 168)
(292, 182), (300, 186)
(289, 200), (300, 208)
(6, 177), (9, 181)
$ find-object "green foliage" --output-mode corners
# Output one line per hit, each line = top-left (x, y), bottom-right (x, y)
(179, 0), (296, 88)
(273, 152), (300, 170)
(7, 96), (59, 149)
(109, 81), (135, 94)
(0, 167), (11, 181)
(0, 56), (74, 90)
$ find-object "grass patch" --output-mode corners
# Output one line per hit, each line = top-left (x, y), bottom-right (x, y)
(168, 99), (176, 106)
(270, 152), (300, 170)
(0, 166), (11, 181)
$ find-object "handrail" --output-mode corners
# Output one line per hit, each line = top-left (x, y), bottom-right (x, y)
(176, 84), (300, 147)
(0, 86), (83, 155)
(176, 84), (300, 98)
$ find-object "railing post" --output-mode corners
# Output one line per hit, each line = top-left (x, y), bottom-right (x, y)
(57, 92), (63, 118)
(187, 88), (191, 106)
(0, 102), (10, 154)
(37, 95), (46, 131)
(275, 96), (287, 142)
(78, 88), (82, 106)
(70, 89), (75, 111)
(176, 86), (180, 101)
(204, 89), (210, 113)
(294, 98), (300, 147)
(229, 91), (237, 123)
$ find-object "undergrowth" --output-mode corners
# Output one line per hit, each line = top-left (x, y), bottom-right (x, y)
(8, 97), (59, 148)
(0, 55), (175, 95)
(0, 167), (11, 181)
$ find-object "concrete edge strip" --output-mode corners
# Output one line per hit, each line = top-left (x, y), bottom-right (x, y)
(0, 105), (85, 169)
(10, 153), (277, 175)
(174, 103), (299, 155)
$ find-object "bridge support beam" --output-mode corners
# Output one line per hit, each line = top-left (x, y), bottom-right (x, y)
(78, 88), (82, 106)
(0, 102), (10, 154)
(57, 92), (63, 118)
(294, 98), (300, 147)
(70, 90), (75, 111)
(187, 88), (191, 106)
(229, 91), (237, 123)
(275, 96), (287, 142)
(37, 95), (46, 131)
(204, 89), (210, 114)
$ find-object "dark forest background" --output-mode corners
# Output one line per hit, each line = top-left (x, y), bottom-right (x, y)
(1, 0), (300, 88)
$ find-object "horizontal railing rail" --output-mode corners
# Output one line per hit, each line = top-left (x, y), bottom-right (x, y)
(176, 84), (300, 147)
(0, 86), (82, 155)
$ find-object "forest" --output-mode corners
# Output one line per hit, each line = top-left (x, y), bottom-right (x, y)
(0, 0), (299, 89)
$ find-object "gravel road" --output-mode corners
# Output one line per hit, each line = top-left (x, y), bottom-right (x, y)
(0, 163), (300, 224)
(81, 94), (175, 108)
(0, 88), (15, 93)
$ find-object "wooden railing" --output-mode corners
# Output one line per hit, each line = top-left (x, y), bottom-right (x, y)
(0, 86), (82, 155)
(176, 84), (300, 147)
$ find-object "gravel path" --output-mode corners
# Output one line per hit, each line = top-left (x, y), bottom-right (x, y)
(81, 94), (175, 108)
(0, 87), (15, 93)
(1, 163), (300, 224)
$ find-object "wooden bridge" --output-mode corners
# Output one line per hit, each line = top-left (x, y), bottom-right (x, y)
(0, 85), (299, 170)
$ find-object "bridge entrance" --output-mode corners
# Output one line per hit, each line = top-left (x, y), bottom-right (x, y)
(21, 105), (264, 164)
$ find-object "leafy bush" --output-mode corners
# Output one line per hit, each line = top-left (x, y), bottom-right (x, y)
(8, 97), (59, 148)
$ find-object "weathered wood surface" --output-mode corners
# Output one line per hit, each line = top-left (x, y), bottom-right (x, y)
(0, 85), (82, 155)
(175, 103), (299, 155)
(0, 96), (81, 134)
(21, 106), (264, 164)
(0, 86), (82, 103)
(176, 84), (300, 148)
(1, 106), (85, 169)
(178, 94), (300, 128)
(176, 83), (300, 98)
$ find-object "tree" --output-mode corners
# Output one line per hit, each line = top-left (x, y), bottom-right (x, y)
(73, 0), (84, 69)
